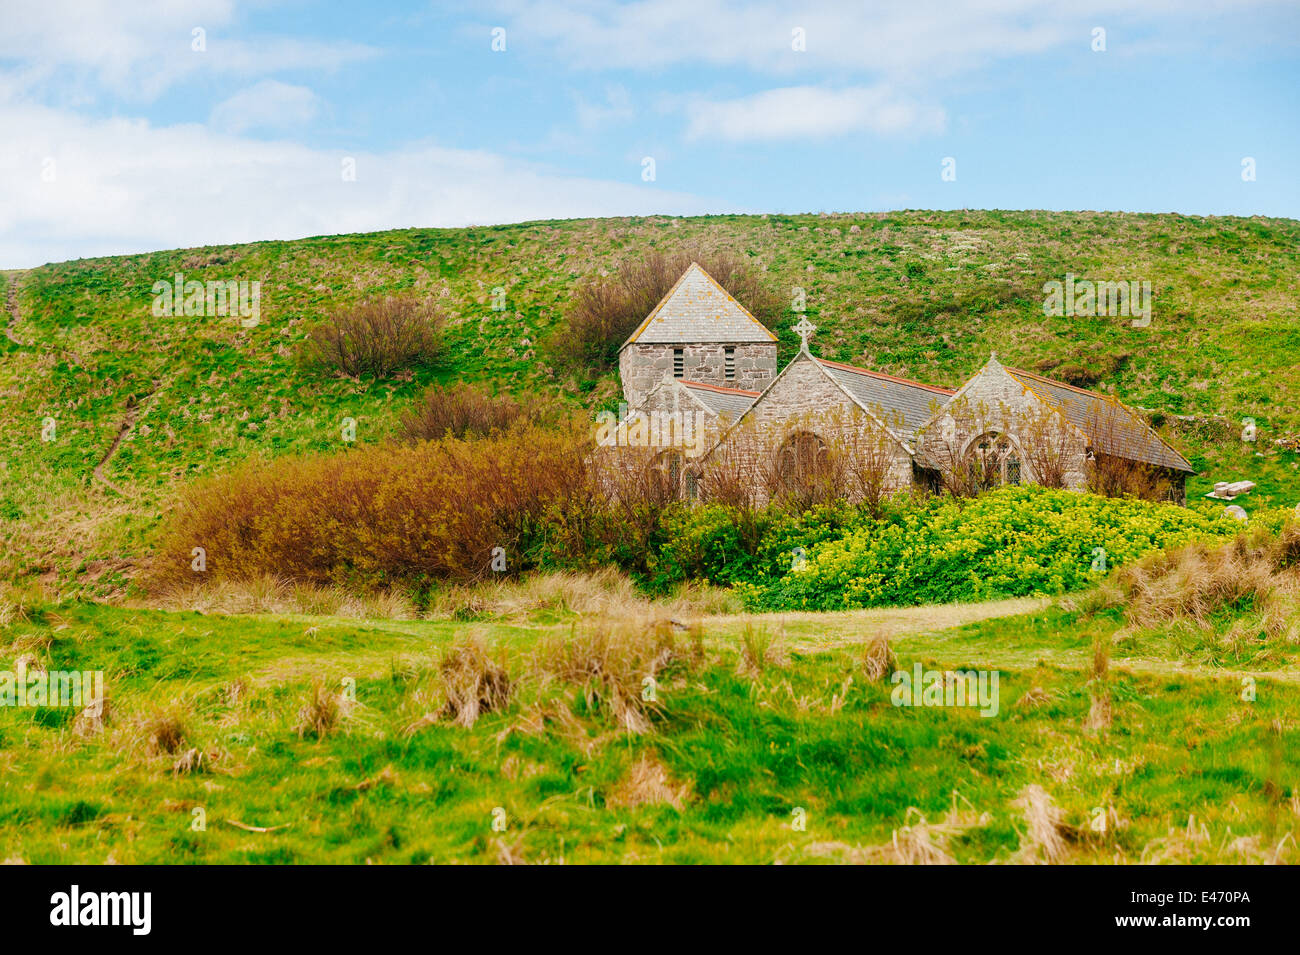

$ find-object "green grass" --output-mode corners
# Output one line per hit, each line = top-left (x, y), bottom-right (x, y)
(2, 599), (1297, 864)
(2, 210), (1298, 594)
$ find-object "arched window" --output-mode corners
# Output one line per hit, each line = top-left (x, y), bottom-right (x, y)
(775, 431), (829, 492)
(648, 449), (686, 500)
(965, 432), (1022, 491)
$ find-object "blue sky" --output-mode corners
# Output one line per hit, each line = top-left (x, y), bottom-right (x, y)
(2, 0), (1297, 267)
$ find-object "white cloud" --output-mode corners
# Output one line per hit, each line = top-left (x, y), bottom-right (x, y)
(210, 81), (321, 134)
(491, 0), (1288, 77)
(0, 100), (739, 268)
(0, 0), (375, 101)
(685, 85), (946, 141)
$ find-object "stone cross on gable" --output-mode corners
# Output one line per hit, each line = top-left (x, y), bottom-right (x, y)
(793, 315), (817, 352)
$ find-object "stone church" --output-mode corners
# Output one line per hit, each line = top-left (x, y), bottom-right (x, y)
(615, 263), (1193, 504)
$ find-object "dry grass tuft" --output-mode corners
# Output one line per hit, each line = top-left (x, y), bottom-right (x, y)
(494, 836), (529, 866)
(1271, 520), (1300, 570)
(495, 698), (585, 745)
(72, 696), (111, 737)
(874, 809), (959, 865)
(1084, 632), (1113, 731)
(354, 765), (400, 791)
(535, 617), (682, 735)
(1138, 814), (1214, 863)
(1014, 685), (1055, 710)
(439, 634), (512, 729)
(1014, 784), (1068, 864)
(171, 747), (220, 776)
(145, 711), (189, 756)
(1084, 693), (1112, 732)
(1070, 524), (1300, 658)
(295, 678), (343, 740)
(428, 568), (738, 622)
(805, 792), (990, 865)
(606, 753), (692, 811)
(1116, 533), (1298, 640)
(736, 623), (786, 678)
(859, 631), (897, 682)
(150, 576), (417, 619)
(12, 651), (45, 678)
(0, 582), (45, 628)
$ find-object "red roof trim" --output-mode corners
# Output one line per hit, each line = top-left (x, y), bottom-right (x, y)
(679, 380), (761, 397)
(816, 358), (955, 395)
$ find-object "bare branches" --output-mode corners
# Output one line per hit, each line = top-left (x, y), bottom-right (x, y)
(916, 396), (1014, 497)
(1016, 400), (1079, 489)
(304, 296), (447, 378)
(1083, 399), (1174, 502)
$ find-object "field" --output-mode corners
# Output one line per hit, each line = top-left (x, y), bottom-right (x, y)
(2, 210), (1298, 866)
(2, 584), (1297, 865)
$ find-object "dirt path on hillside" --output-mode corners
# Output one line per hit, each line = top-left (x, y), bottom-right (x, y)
(4, 267), (156, 497)
(93, 382), (159, 496)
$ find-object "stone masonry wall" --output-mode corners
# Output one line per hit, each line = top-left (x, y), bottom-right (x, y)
(698, 354), (915, 507)
(620, 342), (777, 408)
(636, 380), (726, 460)
(918, 364), (1089, 490)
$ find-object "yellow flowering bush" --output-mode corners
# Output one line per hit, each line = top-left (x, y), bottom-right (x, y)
(719, 487), (1282, 611)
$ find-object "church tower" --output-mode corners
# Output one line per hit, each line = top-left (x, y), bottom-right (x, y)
(618, 262), (778, 408)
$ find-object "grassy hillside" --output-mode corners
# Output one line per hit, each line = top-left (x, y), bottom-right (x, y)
(2, 593), (1296, 864)
(2, 211), (1298, 594)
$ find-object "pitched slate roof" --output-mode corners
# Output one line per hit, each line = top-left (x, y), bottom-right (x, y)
(1004, 366), (1193, 472)
(621, 262), (777, 348)
(680, 380), (760, 417)
(817, 359), (955, 437)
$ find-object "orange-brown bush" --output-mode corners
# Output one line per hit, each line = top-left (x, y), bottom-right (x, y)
(150, 425), (594, 590)
(542, 442), (689, 576)
(303, 296), (447, 378)
(399, 381), (547, 442)
(552, 248), (783, 371)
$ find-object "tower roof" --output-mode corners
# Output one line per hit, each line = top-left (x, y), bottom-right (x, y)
(621, 262), (777, 348)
